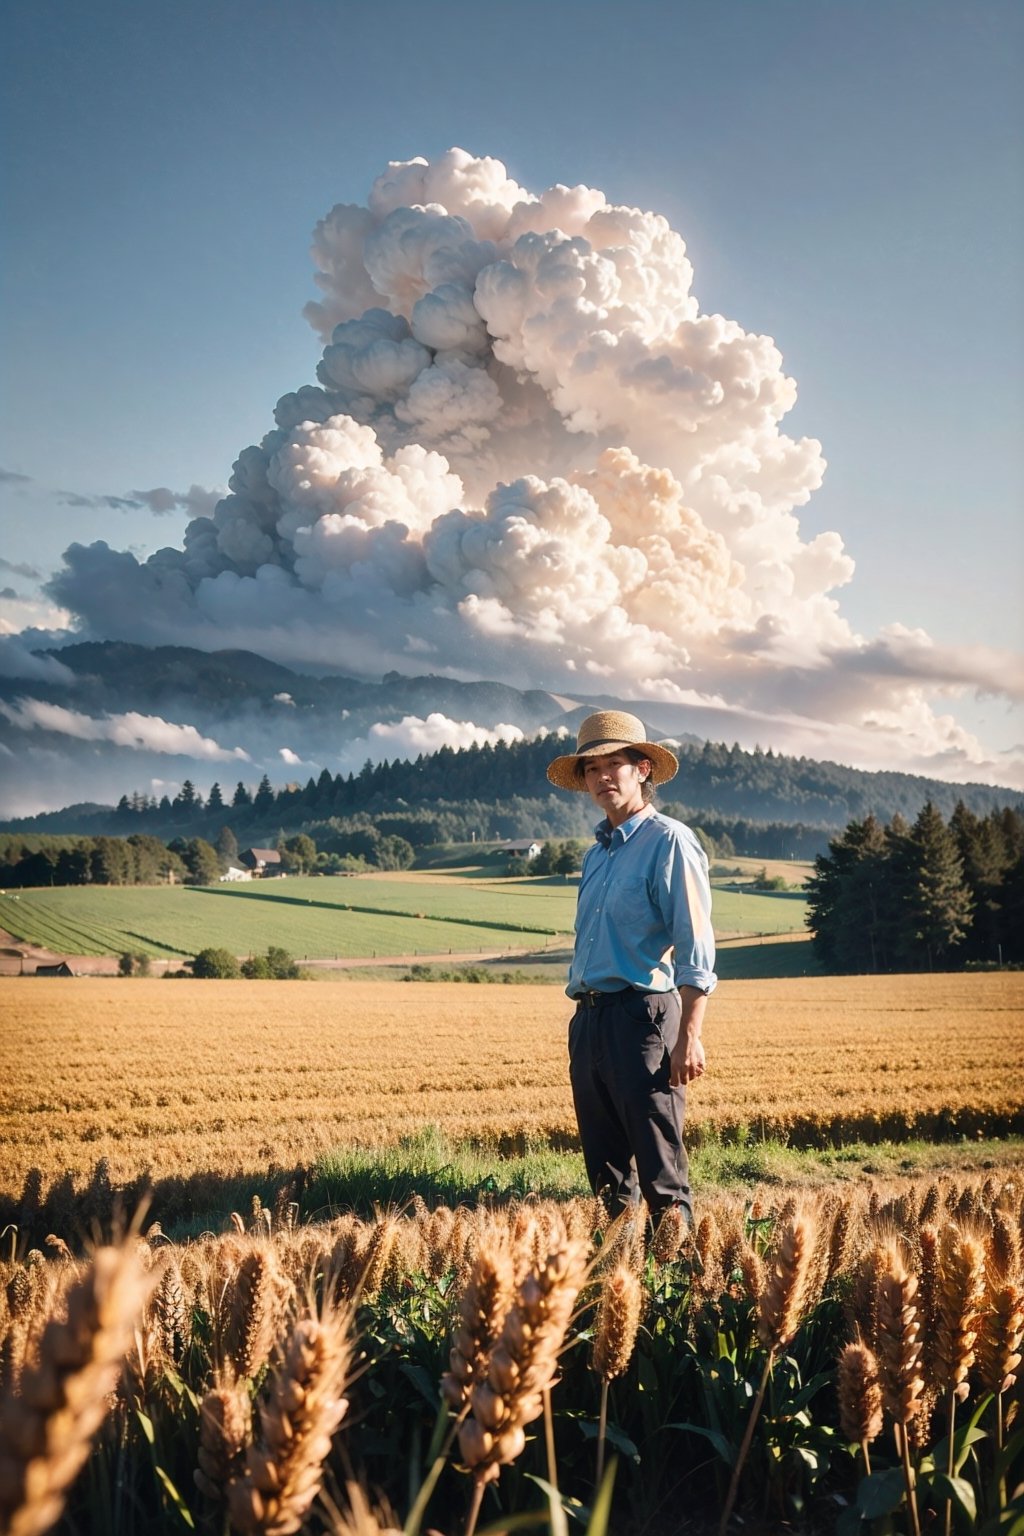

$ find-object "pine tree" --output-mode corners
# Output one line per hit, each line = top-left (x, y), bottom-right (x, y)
(805, 815), (889, 972)
(253, 774), (275, 814)
(207, 781), (224, 813)
(174, 780), (198, 818)
(899, 802), (973, 969)
(950, 801), (1003, 961)
(232, 780), (252, 808)
(216, 824), (240, 868)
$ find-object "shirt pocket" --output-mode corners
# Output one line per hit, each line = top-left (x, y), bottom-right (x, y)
(607, 875), (649, 924)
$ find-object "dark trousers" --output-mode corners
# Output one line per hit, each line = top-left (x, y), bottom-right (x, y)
(568, 987), (692, 1224)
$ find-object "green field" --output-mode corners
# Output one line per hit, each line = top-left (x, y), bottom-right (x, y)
(0, 871), (807, 959)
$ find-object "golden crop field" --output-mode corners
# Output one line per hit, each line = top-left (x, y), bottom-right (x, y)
(2, 972), (1021, 1198)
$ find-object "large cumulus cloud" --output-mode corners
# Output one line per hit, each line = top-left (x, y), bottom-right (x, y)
(46, 147), (1016, 782)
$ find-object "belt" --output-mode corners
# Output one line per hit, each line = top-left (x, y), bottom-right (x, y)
(572, 986), (632, 1007)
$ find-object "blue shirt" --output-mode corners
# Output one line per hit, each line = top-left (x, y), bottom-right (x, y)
(566, 807), (717, 999)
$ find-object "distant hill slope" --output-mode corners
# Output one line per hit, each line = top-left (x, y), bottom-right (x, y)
(1, 641), (1020, 835)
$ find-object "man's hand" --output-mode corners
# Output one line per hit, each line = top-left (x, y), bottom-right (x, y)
(669, 985), (707, 1087)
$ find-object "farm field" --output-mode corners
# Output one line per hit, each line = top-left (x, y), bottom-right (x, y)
(2, 971), (1020, 1201)
(0, 871), (807, 961)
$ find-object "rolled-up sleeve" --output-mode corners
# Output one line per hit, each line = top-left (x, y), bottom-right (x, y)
(657, 833), (718, 994)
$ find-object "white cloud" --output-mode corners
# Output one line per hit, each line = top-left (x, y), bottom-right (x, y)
(0, 698), (251, 760)
(362, 713), (525, 759)
(279, 746), (302, 765)
(34, 148), (1017, 785)
(0, 635), (76, 683)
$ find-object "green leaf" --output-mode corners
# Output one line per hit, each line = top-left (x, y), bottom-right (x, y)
(836, 1502), (866, 1534)
(993, 1425), (1024, 1482)
(931, 1408), (991, 1476)
(856, 1467), (907, 1518)
(154, 1465), (196, 1529)
(932, 1472), (978, 1532)
(636, 1353), (659, 1392)
(665, 1421), (735, 1466)
(575, 1419), (639, 1461)
(586, 1460), (618, 1536)
(398, 1361), (441, 1411)
(523, 1474), (571, 1536)
(134, 1407), (155, 1445)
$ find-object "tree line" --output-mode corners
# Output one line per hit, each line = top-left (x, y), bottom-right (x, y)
(805, 801), (1024, 971)
(0, 825), (415, 888)
(8, 729), (1020, 851)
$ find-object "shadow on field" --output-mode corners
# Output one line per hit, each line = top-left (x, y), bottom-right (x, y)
(715, 938), (824, 980)
(0, 1128), (587, 1251)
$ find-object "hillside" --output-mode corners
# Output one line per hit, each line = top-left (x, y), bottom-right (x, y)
(2, 641), (1020, 840)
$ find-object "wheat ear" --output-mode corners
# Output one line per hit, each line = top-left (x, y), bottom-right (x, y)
(441, 1237), (514, 1414)
(228, 1302), (351, 1536)
(757, 1211), (816, 1352)
(719, 1213), (815, 1536)
(592, 1263), (642, 1484)
(837, 1341), (883, 1475)
(194, 1381), (251, 1502)
(458, 1237), (588, 1535)
(0, 1245), (151, 1536)
(931, 1229), (986, 1401)
(930, 1229), (986, 1536)
(875, 1248), (924, 1536)
(977, 1256), (1023, 1482)
(651, 1205), (688, 1264)
(225, 1244), (293, 1381)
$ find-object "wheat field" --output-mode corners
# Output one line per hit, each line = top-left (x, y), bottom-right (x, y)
(2, 972), (1021, 1198)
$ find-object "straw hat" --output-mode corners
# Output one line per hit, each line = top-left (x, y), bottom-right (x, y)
(546, 710), (679, 792)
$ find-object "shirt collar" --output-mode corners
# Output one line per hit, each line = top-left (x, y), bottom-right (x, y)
(595, 805), (654, 848)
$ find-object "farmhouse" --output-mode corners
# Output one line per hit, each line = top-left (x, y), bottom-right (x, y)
(220, 865), (252, 882)
(504, 839), (545, 861)
(239, 848), (283, 876)
(34, 961), (75, 977)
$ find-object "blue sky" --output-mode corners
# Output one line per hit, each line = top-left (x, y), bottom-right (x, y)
(1, 0), (1021, 792)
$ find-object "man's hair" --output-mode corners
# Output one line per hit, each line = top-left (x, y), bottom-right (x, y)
(625, 748), (658, 804)
(573, 748), (657, 804)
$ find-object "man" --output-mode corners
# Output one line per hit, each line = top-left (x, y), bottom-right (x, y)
(547, 711), (716, 1227)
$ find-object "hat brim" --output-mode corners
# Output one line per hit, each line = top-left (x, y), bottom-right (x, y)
(546, 739), (679, 792)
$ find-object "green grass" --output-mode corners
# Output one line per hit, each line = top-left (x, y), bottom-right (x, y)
(0, 884), (564, 960)
(715, 937), (822, 979)
(301, 1125), (1024, 1223)
(1, 872), (807, 959)
(707, 885), (808, 935)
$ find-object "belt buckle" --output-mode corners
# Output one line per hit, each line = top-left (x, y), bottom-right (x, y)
(581, 988), (602, 1006)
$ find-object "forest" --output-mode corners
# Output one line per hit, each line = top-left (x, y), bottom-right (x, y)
(805, 801), (1024, 970)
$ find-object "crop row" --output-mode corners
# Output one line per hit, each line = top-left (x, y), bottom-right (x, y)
(1, 1169), (1020, 1535)
(1, 973), (1019, 1199)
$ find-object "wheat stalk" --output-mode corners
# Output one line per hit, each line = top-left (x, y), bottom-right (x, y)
(228, 1302), (351, 1536)
(875, 1247), (923, 1536)
(0, 1245), (151, 1536)
(458, 1236), (588, 1535)
(719, 1212), (816, 1536)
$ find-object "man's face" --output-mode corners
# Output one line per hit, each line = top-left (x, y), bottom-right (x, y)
(581, 750), (651, 824)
